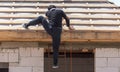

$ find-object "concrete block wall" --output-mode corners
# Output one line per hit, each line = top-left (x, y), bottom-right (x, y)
(95, 48), (120, 72)
(9, 47), (44, 72)
(0, 48), (18, 62)
(0, 42), (44, 72)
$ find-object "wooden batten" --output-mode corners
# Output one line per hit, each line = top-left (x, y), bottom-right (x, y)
(0, 30), (119, 42)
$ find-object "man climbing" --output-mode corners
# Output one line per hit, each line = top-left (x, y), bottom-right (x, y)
(23, 5), (74, 68)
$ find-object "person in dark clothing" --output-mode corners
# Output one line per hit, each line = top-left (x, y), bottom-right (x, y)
(23, 5), (73, 68)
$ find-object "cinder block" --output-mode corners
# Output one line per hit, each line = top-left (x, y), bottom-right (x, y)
(118, 49), (120, 57)
(108, 58), (120, 67)
(31, 48), (44, 57)
(9, 53), (19, 62)
(0, 53), (8, 62)
(33, 67), (44, 72)
(7, 48), (18, 53)
(9, 67), (32, 72)
(0, 48), (15, 53)
(20, 57), (44, 67)
(15, 49), (19, 53)
(9, 63), (19, 67)
(0, 48), (18, 53)
(96, 67), (119, 72)
(95, 58), (107, 67)
(95, 48), (119, 57)
(19, 47), (31, 57)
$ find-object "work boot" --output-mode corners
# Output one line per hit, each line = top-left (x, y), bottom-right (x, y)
(22, 23), (29, 29)
(52, 65), (59, 69)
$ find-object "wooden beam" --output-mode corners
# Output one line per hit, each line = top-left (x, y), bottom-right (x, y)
(0, 13), (119, 20)
(0, 19), (119, 26)
(0, 8), (120, 14)
(0, 30), (119, 43)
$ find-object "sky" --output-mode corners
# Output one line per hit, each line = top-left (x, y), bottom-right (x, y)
(108, 0), (120, 6)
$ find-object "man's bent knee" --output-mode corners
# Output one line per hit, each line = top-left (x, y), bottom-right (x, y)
(37, 16), (45, 22)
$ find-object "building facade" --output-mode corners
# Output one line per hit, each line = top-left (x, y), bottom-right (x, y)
(0, 0), (119, 72)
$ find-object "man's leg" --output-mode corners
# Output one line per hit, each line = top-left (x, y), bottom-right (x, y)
(23, 16), (44, 29)
(52, 28), (62, 68)
(41, 18), (52, 35)
(23, 16), (52, 35)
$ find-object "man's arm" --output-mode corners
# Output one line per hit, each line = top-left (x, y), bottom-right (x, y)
(61, 10), (70, 27)
(61, 10), (74, 30)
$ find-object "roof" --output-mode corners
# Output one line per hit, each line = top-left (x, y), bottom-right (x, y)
(0, 0), (120, 42)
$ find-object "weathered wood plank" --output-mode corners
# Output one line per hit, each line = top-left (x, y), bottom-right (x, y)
(0, 8), (120, 14)
(0, 14), (119, 20)
(0, 30), (119, 42)
(0, 3), (116, 8)
(0, 19), (119, 26)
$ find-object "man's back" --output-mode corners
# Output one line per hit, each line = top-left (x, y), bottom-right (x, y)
(46, 8), (68, 28)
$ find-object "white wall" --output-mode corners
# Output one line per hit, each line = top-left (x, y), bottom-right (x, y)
(0, 42), (44, 72)
(9, 47), (44, 72)
(95, 48), (120, 72)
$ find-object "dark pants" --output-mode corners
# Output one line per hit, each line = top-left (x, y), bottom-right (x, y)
(26, 16), (62, 66)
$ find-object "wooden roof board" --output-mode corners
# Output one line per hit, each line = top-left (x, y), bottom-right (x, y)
(0, 3), (117, 8)
(0, 30), (119, 42)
